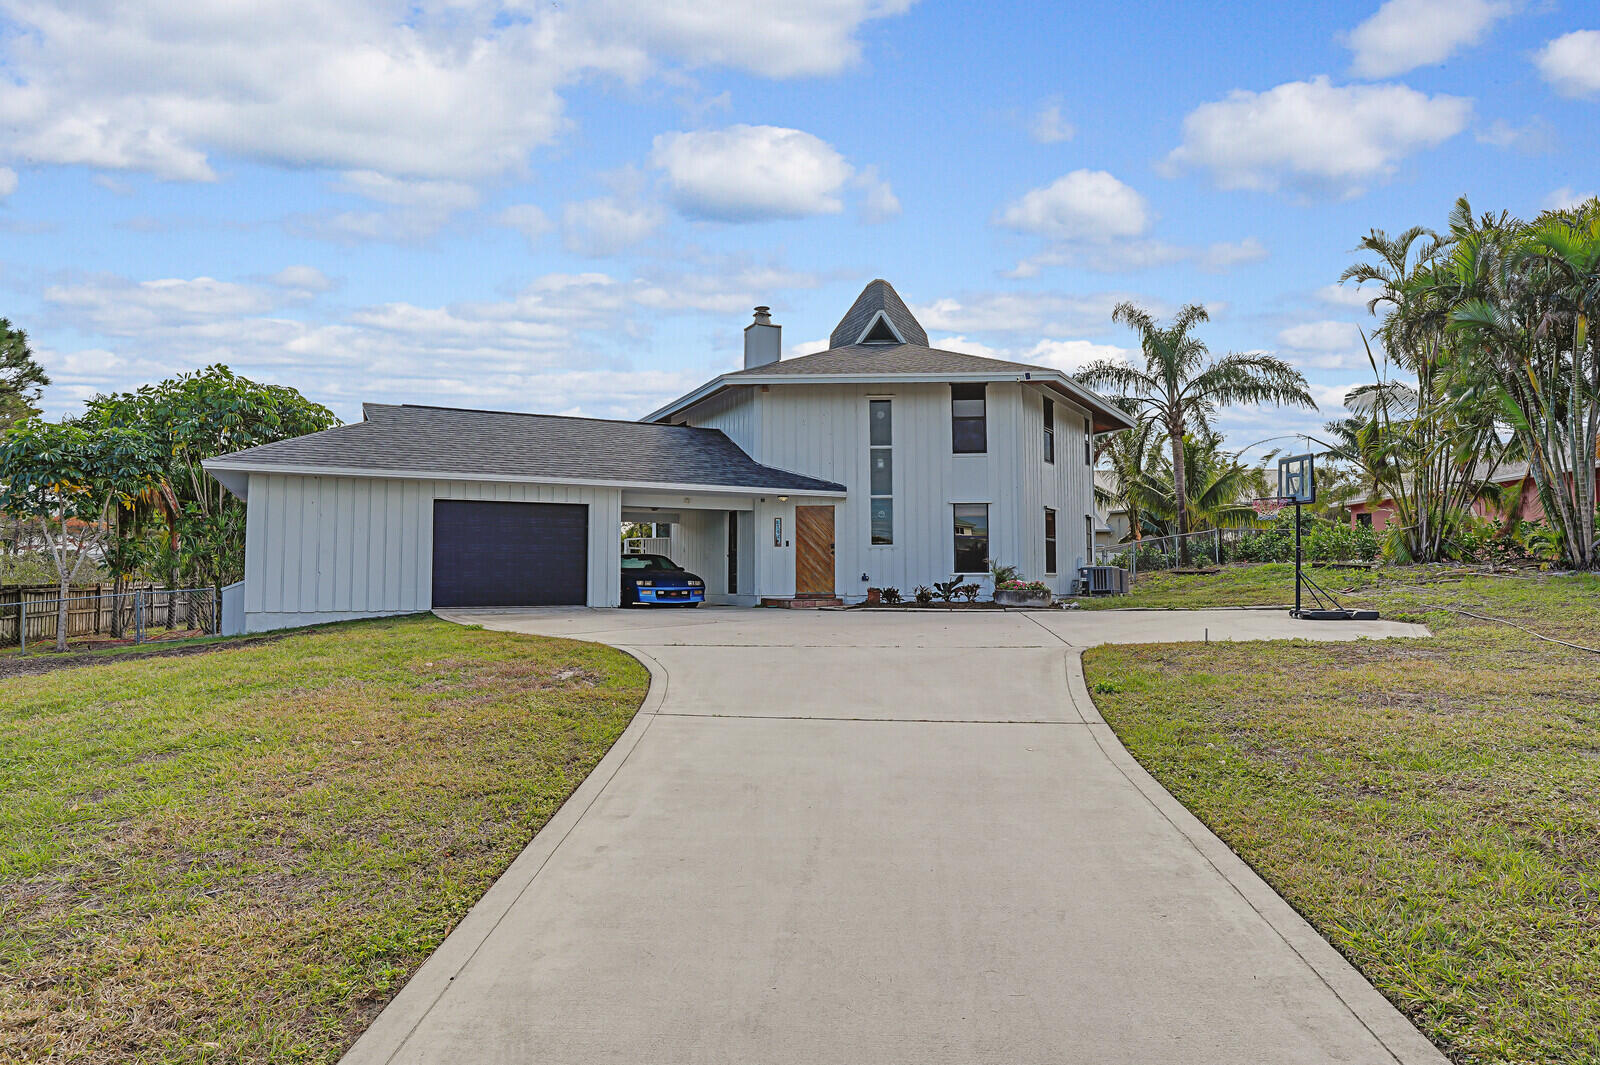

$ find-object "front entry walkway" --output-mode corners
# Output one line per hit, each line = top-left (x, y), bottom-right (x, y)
(344, 608), (1444, 1065)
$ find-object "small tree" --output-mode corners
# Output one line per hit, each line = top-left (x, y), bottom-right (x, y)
(0, 421), (162, 650)
(0, 318), (50, 431)
(86, 366), (337, 591)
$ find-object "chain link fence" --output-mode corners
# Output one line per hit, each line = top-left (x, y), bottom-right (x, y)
(1093, 528), (1250, 578)
(0, 587), (219, 653)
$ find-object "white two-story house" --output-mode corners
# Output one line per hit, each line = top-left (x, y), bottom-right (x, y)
(205, 280), (1131, 631)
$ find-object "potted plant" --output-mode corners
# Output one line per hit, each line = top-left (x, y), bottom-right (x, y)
(866, 586), (883, 605)
(993, 579), (1053, 607)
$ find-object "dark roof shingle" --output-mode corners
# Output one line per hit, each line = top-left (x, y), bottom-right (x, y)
(828, 279), (929, 348)
(207, 404), (844, 493)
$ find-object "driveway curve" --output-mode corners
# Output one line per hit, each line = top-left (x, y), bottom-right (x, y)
(344, 607), (1444, 1065)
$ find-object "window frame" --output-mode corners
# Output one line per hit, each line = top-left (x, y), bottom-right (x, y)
(952, 503), (990, 574)
(1043, 397), (1055, 465)
(868, 399), (894, 545)
(1044, 507), (1057, 575)
(950, 383), (987, 455)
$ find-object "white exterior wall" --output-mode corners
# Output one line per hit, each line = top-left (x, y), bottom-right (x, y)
(683, 382), (1097, 601)
(242, 473), (623, 630)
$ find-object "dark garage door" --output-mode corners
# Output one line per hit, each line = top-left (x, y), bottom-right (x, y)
(432, 500), (588, 607)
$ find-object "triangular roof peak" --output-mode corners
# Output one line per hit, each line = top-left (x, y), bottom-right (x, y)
(828, 279), (928, 349)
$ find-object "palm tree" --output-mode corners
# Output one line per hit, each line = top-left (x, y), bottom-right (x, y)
(1093, 412), (1159, 543)
(1126, 429), (1271, 539)
(1079, 303), (1314, 562)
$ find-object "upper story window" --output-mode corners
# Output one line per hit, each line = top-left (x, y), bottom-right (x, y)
(869, 399), (893, 545)
(1084, 416), (1093, 465)
(1043, 397), (1055, 464)
(951, 383), (987, 454)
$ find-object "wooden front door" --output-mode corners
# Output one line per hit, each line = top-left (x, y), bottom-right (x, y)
(794, 505), (835, 597)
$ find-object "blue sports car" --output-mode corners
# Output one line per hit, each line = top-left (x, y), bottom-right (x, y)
(620, 553), (705, 606)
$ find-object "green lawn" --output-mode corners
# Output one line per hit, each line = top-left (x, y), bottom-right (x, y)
(1081, 566), (1600, 1065)
(0, 615), (648, 1063)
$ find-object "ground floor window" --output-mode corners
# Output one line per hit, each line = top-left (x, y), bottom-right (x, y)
(727, 510), (738, 593)
(1044, 508), (1057, 574)
(1356, 511), (1373, 528)
(953, 504), (989, 573)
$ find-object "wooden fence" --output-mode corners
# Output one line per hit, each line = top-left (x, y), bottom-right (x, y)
(0, 584), (217, 648)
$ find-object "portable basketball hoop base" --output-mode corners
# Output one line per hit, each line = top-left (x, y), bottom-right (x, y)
(1271, 452), (1380, 623)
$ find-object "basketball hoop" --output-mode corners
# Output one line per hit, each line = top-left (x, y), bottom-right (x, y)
(1251, 496), (1292, 519)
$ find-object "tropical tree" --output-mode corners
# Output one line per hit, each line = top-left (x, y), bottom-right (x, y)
(1335, 225), (1506, 562)
(1439, 197), (1599, 568)
(1093, 410), (1159, 543)
(86, 366), (337, 590)
(0, 421), (163, 651)
(0, 318), (50, 430)
(1078, 303), (1314, 562)
(1121, 429), (1271, 539)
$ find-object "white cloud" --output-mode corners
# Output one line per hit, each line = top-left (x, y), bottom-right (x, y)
(1317, 282), (1378, 309)
(0, 1), (912, 183)
(1165, 76), (1471, 197)
(1278, 320), (1364, 352)
(854, 165), (901, 223)
(927, 334), (1006, 359)
(561, 197), (666, 256)
(915, 290), (1157, 336)
(43, 275), (284, 333)
(497, 204), (553, 245)
(650, 125), (855, 221)
(1476, 117), (1554, 154)
(268, 265), (336, 293)
(290, 208), (457, 245)
(995, 169), (1150, 241)
(1199, 237), (1269, 272)
(790, 338), (830, 357)
(583, 0), (917, 79)
(1023, 339), (1134, 373)
(1343, 0), (1510, 78)
(1535, 30), (1600, 98)
(1028, 102), (1074, 144)
(0, 167), (15, 199)
(1544, 186), (1597, 212)
(336, 171), (480, 212)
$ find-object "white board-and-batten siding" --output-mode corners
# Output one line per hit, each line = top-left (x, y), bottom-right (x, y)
(241, 473), (622, 630)
(683, 381), (1098, 599)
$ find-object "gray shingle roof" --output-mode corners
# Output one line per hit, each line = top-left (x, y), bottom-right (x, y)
(828, 279), (929, 348)
(207, 404), (845, 493)
(727, 343), (1050, 379)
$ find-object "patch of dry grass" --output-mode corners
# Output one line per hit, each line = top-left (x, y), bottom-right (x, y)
(0, 615), (647, 1063)
(1082, 570), (1600, 1065)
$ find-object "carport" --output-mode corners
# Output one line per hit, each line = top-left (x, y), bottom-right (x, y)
(203, 403), (845, 632)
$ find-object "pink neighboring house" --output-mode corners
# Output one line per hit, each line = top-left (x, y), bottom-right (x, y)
(1347, 457), (1600, 531)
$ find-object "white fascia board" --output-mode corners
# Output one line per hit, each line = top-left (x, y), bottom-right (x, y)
(200, 458), (844, 498)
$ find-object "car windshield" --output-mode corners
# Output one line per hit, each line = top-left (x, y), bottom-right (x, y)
(621, 553), (682, 571)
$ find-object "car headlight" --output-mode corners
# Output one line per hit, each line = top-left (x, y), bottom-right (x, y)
(636, 580), (653, 587)
(687, 579), (703, 587)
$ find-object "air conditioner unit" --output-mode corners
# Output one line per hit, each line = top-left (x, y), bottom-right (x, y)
(1078, 565), (1129, 596)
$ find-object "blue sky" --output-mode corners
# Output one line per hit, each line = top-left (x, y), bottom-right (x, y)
(2, 0), (1597, 458)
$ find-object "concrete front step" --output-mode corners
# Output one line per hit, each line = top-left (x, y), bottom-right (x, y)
(760, 596), (844, 608)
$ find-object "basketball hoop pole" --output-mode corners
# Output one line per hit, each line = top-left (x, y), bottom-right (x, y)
(1294, 500), (1302, 616)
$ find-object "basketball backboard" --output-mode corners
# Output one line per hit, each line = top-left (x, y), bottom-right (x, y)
(1278, 453), (1315, 504)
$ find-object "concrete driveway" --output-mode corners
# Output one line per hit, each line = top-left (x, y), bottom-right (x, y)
(345, 607), (1444, 1065)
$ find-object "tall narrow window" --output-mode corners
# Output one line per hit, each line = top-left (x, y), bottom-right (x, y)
(1084, 417), (1093, 465)
(726, 510), (738, 594)
(869, 400), (893, 544)
(1043, 397), (1055, 464)
(951, 384), (987, 454)
(1085, 514), (1095, 562)
(1044, 508), (1057, 574)
(953, 504), (989, 573)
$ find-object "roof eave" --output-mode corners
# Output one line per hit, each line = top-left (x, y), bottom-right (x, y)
(646, 369), (1135, 432)
(200, 457), (845, 497)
